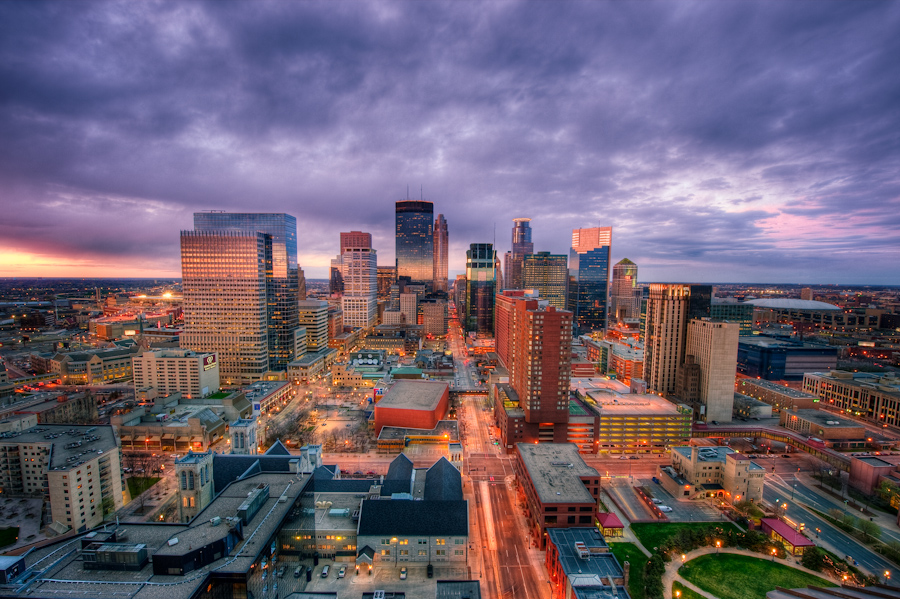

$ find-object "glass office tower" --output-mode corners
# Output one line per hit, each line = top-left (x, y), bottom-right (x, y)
(567, 227), (612, 334)
(395, 200), (434, 291)
(433, 214), (449, 293)
(465, 243), (497, 335)
(505, 218), (533, 289)
(193, 212), (301, 371)
(523, 252), (568, 310)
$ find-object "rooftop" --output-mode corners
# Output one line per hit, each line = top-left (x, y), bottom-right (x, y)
(739, 379), (819, 399)
(547, 528), (628, 599)
(584, 392), (688, 417)
(357, 499), (468, 537)
(516, 443), (598, 504)
(743, 298), (839, 311)
(738, 336), (834, 350)
(761, 518), (814, 548)
(0, 424), (119, 471)
(377, 420), (459, 441)
(857, 456), (893, 468)
(785, 409), (863, 429)
(377, 380), (448, 411)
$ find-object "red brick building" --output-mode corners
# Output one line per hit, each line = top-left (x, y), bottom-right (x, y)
(373, 380), (449, 435)
(494, 292), (574, 449)
(515, 443), (601, 549)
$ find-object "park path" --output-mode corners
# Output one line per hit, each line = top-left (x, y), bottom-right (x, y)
(601, 489), (654, 557)
(661, 547), (841, 599)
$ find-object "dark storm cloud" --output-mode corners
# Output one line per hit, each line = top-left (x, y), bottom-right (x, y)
(0, 0), (898, 282)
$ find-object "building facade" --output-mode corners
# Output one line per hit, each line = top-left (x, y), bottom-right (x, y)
(567, 227), (612, 334)
(180, 230), (269, 384)
(193, 212), (301, 372)
(684, 318), (740, 423)
(433, 214), (449, 293)
(298, 300), (329, 352)
(395, 200), (434, 291)
(803, 370), (900, 428)
(610, 258), (641, 322)
(464, 243), (498, 335)
(132, 349), (220, 399)
(642, 284), (711, 395)
(504, 218), (534, 290)
(523, 252), (568, 310)
(341, 245), (378, 329)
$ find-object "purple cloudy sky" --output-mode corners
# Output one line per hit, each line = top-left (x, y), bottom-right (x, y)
(1, 1), (898, 283)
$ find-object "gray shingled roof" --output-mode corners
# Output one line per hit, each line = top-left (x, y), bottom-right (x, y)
(424, 457), (462, 501)
(357, 500), (468, 537)
(265, 440), (291, 455)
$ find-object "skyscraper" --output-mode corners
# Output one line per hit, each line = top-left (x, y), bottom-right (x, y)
(567, 226), (612, 334)
(464, 243), (497, 335)
(339, 232), (377, 329)
(433, 214), (448, 293)
(180, 230), (269, 384)
(193, 212), (301, 371)
(504, 218), (533, 290)
(610, 258), (641, 322)
(377, 266), (397, 300)
(495, 291), (573, 445)
(643, 284), (712, 395)
(523, 252), (568, 310)
(395, 200), (434, 290)
(298, 300), (329, 352)
(684, 318), (739, 423)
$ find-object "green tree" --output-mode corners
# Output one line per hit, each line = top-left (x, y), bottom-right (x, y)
(858, 518), (881, 542)
(801, 546), (826, 571)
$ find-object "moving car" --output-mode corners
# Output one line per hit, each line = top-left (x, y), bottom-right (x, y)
(651, 498), (663, 504)
(658, 505), (673, 512)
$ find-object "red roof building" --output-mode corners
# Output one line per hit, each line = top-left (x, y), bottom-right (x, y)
(761, 518), (814, 555)
(596, 512), (624, 538)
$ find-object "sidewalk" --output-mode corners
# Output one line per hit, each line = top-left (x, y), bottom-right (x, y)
(661, 546), (840, 599)
(600, 489), (654, 556)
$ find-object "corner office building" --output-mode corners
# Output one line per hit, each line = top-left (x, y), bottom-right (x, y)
(192, 212), (302, 372)
(396, 200), (435, 291)
(567, 226), (611, 334)
(180, 230), (269, 384)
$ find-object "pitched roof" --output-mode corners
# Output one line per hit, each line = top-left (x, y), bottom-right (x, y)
(596, 512), (623, 528)
(386, 453), (413, 480)
(357, 500), (468, 537)
(265, 440), (292, 456)
(424, 457), (462, 501)
(211, 454), (296, 493)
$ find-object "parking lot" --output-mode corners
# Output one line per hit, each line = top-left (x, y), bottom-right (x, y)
(605, 478), (727, 524)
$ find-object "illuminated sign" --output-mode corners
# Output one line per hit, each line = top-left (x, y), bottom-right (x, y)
(203, 355), (217, 371)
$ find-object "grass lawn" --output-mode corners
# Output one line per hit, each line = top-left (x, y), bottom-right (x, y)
(631, 522), (741, 552)
(126, 476), (161, 498)
(0, 527), (19, 548)
(608, 543), (649, 599)
(680, 554), (836, 599)
(672, 581), (705, 599)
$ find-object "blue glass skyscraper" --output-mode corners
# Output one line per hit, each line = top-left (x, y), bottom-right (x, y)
(465, 243), (497, 335)
(193, 212), (301, 371)
(567, 226), (612, 334)
(395, 200), (434, 291)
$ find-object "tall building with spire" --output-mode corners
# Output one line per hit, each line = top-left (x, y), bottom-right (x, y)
(504, 218), (533, 290)
(190, 212), (302, 373)
(395, 200), (434, 291)
(567, 226), (612, 334)
(610, 258), (641, 322)
(433, 214), (449, 293)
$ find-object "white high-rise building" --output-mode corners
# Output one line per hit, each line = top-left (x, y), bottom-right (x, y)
(399, 292), (418, 325)
(685, 318), (740, 423)
(341, 246), (378, 328)
(132, 349), (220, 398)
(180, 230), (269, 384)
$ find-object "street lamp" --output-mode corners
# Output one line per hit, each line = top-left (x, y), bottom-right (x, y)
(771, 548), (777, 562)
(716, 541), (721, 555)
(392, 537), (398, 566)
(886, 571), (891, 583)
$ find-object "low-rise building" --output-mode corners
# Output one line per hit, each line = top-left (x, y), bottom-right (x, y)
(737, 336), (838, 381)
(803, 371), (900, 428)
(11, 391), (98, 424)
(665, 446), (765, 503)
(0, 424), (124, 532)
(737, 378), (819, 413)
(546, 528), (630, 599)
(514, 443), (601, 549)
(242, 380), (291, 415)
(374, 380), (449, 435)
(760, 518), (814, 555)
(779, 408), (868, 449)
(50, 345), (143, 384)
(732, 394), (774, 419)
(580, 389), (692, 455)
(287, 348), (338, 384)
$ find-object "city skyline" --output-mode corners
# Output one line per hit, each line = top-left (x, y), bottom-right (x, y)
(1, 2), (899, 284)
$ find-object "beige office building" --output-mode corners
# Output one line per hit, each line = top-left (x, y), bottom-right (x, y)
(643, 284), (692, 394)
(685, 318), (740, 423)
(132, 349), (220, 399)
(0, 425), (124, 531)
(180, 230), (269, 384)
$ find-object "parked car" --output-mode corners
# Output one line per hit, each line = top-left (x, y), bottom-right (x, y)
(651, 498), (663, 504)
(427, 564), (434, 578)
(658, 505), (673, 512)
(338, 566), (347, 578)
(618, 456), (628, 460)
(400, 567), (407, 580)
(293, 566), (303, 578)
(629, 456), (640, 460)
(276, 566), (285, 578)
(321, 565), (330, 578)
